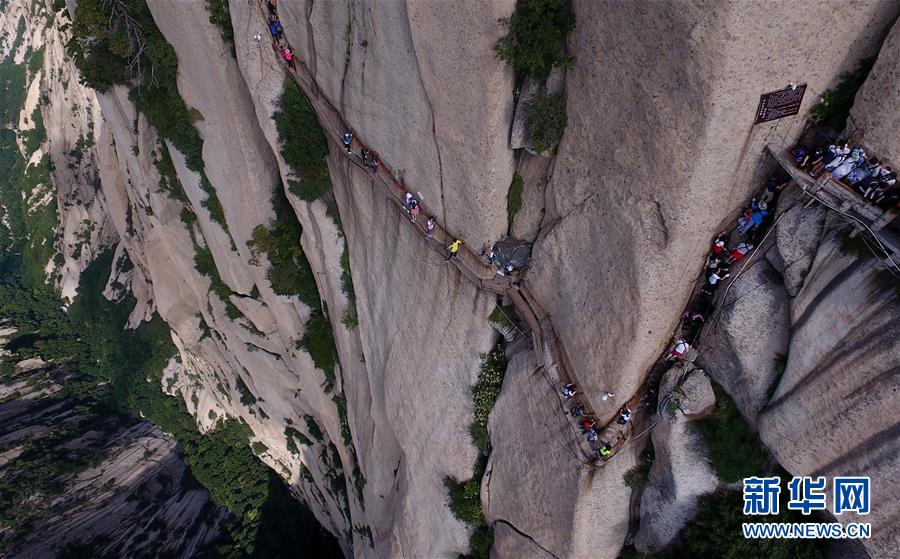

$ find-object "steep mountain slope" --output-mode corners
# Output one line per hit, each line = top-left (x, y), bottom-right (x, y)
(3, 0), (899, 557)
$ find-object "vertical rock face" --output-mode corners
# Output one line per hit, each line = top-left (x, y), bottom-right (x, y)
(52, 0), (519, 556)
(635, 364), (718, 552)
(758, 235), (900, 557)
(697, 259), (791, 422)
(850, 21), (900, 163)
(16, 0), (900, 556)
(278, 0), (516, 242)
(525, 0), (898, 425)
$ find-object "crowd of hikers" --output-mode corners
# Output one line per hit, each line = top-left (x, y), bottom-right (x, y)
(793, 142), (898, 209)
(555, 166), (794, 464)
(259, 0), (296, 70)
(256, 3), (801, 467)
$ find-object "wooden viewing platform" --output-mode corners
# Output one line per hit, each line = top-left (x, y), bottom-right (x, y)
(766, 144), (900, 258)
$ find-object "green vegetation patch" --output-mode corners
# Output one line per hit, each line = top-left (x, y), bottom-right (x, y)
(525, 90), (567, 153)
(445, 342), (509, 558)
(333, 393), (351, 447)
(340, 245), (359, 330)
(206, 0), (235, 56)
(273, 80), (331, 202)
(623, 440), (655, 490)
(663, 488), (824, 559)
(20, 105), (46, 153)
(193, 241), (243, 320)
(285, 426), (311, 455)
(506, 173), (524, 226)
(246, 184), (319, 307)
(470, 342), (508, 454)
(812, 57), (874, 132)
(297, 307), (337, 392)
(0, 131), (56, 286)
(445, 457), (492, 559)
(493, 0), (575, 80)
(695, 384), (770, 483)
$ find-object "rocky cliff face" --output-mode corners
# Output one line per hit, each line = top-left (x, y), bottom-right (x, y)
(0, 345), (228, 557)
(8, 0), (900, 557)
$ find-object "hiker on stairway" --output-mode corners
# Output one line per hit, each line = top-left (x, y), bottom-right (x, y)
(760, 175), (787, 204)
(707, 266), (730, 286)
(570, 403), (585, 417)
(727, 242), (753, 263)
(268, 16), (283, 39)
(403, 193), (420, 222)
(361, 148), (370, 167)
(712, 233), (728, 255)
(831, 148), (865, 181)
(561, 383), (577, 399)
(368, 152), (380, 176)
(266, 0), (278, 17)
(585, 429), (599, 443)
(617, 407), (632, 425)
(580, 418), (595, 433)
(682, 309), (705, 326)
(667, 339), (690, 361)
(425, 216), (436, 237)
(824, 143), (850, 170)
(444, 239), (461, 261)
(706, 254), (724, 271)
(598, 442), (613, 459)
(737, 200), (767, 236)
(342, 131), (354, 153)
(280, 46), (295, 70)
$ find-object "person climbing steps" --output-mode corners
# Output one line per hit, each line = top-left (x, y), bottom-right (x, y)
(281, 46), (295, 70)
(268, 16), (282, 39)
(445, 239), (461, 261)
(343, 130), (354, 153)
(561, 383), (577, 399)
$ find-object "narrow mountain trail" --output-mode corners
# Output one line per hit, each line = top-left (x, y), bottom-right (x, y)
(254, 0), (678, 467)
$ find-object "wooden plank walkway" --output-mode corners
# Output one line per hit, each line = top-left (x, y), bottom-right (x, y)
(256, 1), (638, 465)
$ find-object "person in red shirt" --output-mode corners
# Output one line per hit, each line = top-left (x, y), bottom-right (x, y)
(728, 242), (754, 263)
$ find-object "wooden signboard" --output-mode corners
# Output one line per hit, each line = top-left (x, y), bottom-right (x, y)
(755, 84), (807, 124)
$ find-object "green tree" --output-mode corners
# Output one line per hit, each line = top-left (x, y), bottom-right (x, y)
(493, 0), (575, 80)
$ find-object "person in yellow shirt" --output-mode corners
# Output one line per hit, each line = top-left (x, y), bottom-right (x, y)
(445, 239), (461, 261)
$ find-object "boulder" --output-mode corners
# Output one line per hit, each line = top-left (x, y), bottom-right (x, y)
(768, 184), (827, 296)
(635, 366), (718, 552)
(678, 368), (716, 419)
(697, 259), (791, 423)
(491, 521), (558, 559)
(758, 235), (900, 558)
(484, 347), (635, 558)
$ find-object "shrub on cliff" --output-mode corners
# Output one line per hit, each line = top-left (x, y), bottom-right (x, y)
(525, 90), (567, 153)
(246, 184), (319, 308)
(206, 0), (235, 56)
(470, 342), (509, 453)
(695, 384), (769, 482)
(493, 0), (575, 80)
(811, 57), (874, 133)
(274, 81), (331, 202)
